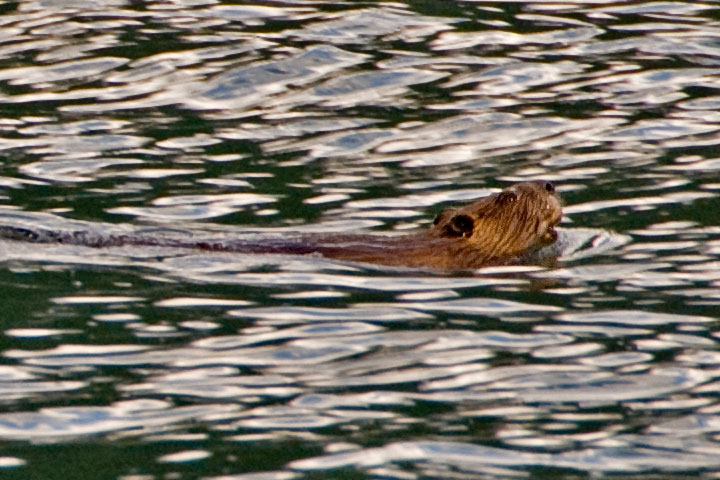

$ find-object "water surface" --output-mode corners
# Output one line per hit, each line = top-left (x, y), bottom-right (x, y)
(1, 0), (720, 478)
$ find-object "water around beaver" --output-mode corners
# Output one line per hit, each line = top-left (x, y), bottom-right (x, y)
(1, 1), (720, 479)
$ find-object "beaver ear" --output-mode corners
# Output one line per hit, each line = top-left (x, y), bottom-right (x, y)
(441, 213), (474, 238)
(433, 208), (462, 226)
(433, 210), (451, 226)
(495, 190), (517, 206)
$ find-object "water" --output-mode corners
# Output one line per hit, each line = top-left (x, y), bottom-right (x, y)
(1, 0), (720, 478)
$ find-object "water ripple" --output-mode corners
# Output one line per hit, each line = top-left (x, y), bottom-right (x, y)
(185, 45), (368, 111)
(286, 8), (458, 44)
(557, 310), (715, 326)
(0, 399), (239, 441)
(122, 367), (300, 401)
(0, 57), (127, 85)
(290, 435), (720, 473)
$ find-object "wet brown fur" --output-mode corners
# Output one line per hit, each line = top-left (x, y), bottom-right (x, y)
(311, 181), (562, 269)
(2, 181), (562, 270)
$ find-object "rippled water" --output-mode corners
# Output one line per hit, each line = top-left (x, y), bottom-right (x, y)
(1, 0), (720, 478)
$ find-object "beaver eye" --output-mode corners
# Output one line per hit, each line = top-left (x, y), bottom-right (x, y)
(495, 191), (517, 205)
(544, 182), (555, 193)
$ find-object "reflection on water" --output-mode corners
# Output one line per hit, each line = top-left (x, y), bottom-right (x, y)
(1, 0), (720, 478)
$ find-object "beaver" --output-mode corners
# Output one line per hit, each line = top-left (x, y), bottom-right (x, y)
(313, 180), (562, 269)
(0, 181), (562, 270)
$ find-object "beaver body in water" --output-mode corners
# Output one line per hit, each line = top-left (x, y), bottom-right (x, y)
(0, 181), (562, 270)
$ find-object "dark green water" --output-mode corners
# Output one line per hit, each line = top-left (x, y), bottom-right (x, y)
(1, 0), (720, 479)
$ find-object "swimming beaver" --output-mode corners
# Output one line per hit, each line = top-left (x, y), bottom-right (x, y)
(0, 181), (562, 270)
(315, 180), (562, 269)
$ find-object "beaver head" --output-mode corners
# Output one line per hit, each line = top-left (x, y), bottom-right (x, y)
(431, 181), (562, 260)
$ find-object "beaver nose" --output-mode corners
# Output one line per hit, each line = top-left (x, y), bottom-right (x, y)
(544, 181), (555, 193)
